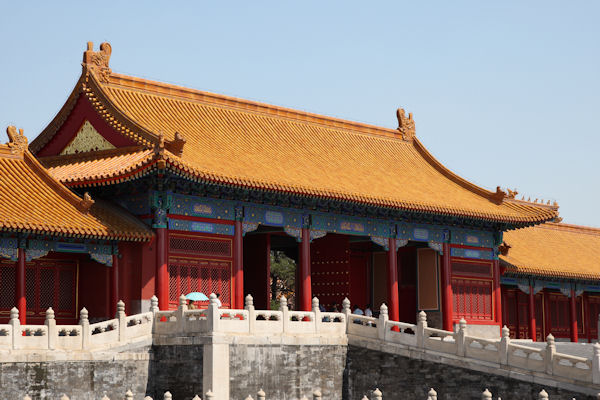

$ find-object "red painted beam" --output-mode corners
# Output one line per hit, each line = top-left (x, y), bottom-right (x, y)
(299, 228), (312, 311)
(570, 289), (578, 342)
(233, 220), (244, 309)
(386, 238), (399, 322)
(16, 248), (26, 325)
(441, 243), (453, 331)
(528, 284), (536, 341)
(156, 228), (169, 310)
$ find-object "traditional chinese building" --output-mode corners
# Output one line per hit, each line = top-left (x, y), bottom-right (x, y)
(1, 42), (566, 337)
(0, 126), (152, 324)
(500, 222), (600, 342)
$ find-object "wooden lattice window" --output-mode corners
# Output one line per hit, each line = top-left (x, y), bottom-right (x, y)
(0, 259), (77, 322)
(168, 232), (233, 310)
(546, 292), (583, 338)
(451, 278), (493, 321)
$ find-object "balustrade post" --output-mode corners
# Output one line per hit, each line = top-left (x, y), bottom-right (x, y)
(10, 307), (20, 350)
(177, 294), (188, 333)
(538, 389), (549, 400)
(150, 295), (159, 314)
(593, 343), (600, 384)
(427, 388), (437, 400)
(208, 293), (220, 333)
(312, 389), (322, 400)
(312, 297), (321, 333)
(499, 325), (510, 365)
(163, 391), (172, 400)
(280, 295), (289, 333)
(378, 304), (389, 340)
(481, 389), (492, 400)
(45, 307), (56, 350)
(116, 300), (126, 342)
(192, 396), (201, 400)
(373, 388), (383, 400)
(246, 294), (255, 334)
(205, 390), (215, 400)
(342, 297), (351, 333)
(257, 388), (266, 400)
(545, 334), (555, 375)
(125, 390), (133, 400)
(417, 311), (427, 348)
(456, 318), (467, 357)
(80, 307), (89, 350)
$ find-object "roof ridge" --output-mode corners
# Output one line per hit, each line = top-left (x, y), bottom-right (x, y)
(538, 222), (600, 235)
(106, 71), (405, 139)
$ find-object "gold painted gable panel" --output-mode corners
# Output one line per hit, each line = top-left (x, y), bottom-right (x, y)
(60, 120), (116, 155)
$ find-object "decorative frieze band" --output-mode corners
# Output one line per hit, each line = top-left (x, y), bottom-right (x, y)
(164, 192), (498, 250)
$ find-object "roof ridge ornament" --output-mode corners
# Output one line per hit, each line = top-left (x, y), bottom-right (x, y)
(155, 132), (167, 169)
(82, 41), (112, 83)
(78, 192), (95, 214)
(396, 108), (415, 141)
(490, 186), (506, 204)
(498, 241), (511, 256)
(6, 126), (28, 155)
(165, 131), (186, 157)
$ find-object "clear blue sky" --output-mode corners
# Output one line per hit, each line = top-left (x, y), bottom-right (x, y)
(1, 2), (598, 227)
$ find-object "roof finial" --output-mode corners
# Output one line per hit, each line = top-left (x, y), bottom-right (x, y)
(396, 108), (416, 140)
(82, 41), (112, 83)
(6, 126), (28, 155)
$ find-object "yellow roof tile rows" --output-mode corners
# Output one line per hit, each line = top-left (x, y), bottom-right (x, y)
(501, 223), (600, 280)
(0, 131), (152, 241)
(31, 43), (557, 225)
(41, 147), (155, 186)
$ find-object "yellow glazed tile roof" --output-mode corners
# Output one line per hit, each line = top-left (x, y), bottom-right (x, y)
(40, 147), (156, 186)
(31, 42), (558, 225)
(0, 128), (152, 241)
(501, 223), (600, 280)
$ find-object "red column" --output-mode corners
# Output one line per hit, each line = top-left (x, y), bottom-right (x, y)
(584, 293), (592, 343)
(156, 228), (169, 310)
(542, 289), (550, 338)
(16, 248), (26, 324)
(570, 288), (578, 342)
(299, 228), (312, 311)
(386, 238), (399, 323)
(441, 243), (453, 331)
(528, 284), (536, 342)
(110, 253), (120, 317)
(493, 259), (502, 326)
(233, 220), (244, 309)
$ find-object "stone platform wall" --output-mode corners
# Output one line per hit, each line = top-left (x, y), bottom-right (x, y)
(229, 344), (347, 400)
(344, 345), (596, 400)
(0, 350), (151, 399)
